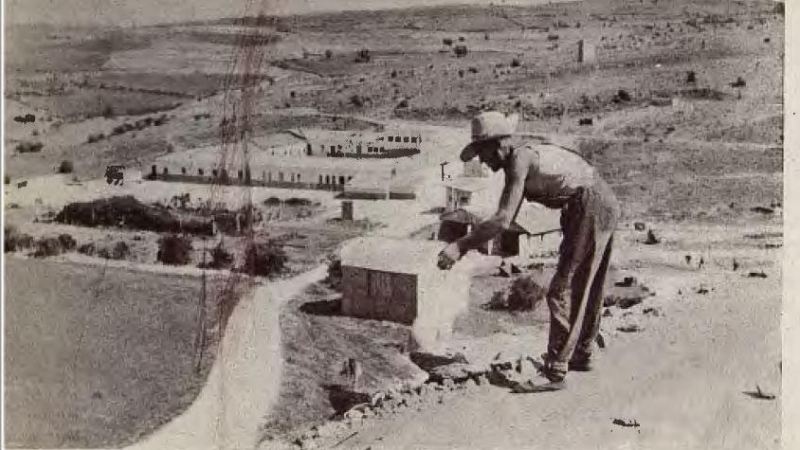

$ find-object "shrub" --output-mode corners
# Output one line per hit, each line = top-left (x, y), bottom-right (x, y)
(350, 94), (365, 107)
(686, 71), (697, 84)
(511, 58), (521, 68)
(578, 117), (594, 126)
(16, 141), (44, 153)
(112, 241), (130, 260)
(32, 237), (64, 258)
(57, 234), (77, 251)
(102, 104), (115, 118)
(78, 242), (96, 256)
(547, 34), (560, 41)
(506, 276), (546, 311)
(731, 77), (746, 88)
(325, 254), (343, 291)
(453, 45), (468, 57)
(615, 89), (632, 102)
(468, 66), (478, 74)
(325, 49), (333, 59)
(58, 160), (74, 174)
(240, 241), (287, 277)
(390, 70), (398, 78)
(4, 226), (34, 253)
(204, 242), (234, 269)
(284, 197), (312, 207)
(264, 197), (282, 206)
(396, 99), (409, 109)
(157, 234), (193, 265)
(355, 48), (371, 63)
(442, 38), (454, 46)
(4, 175), (9, 185)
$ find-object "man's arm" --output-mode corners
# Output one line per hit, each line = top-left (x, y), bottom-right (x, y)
(456, 150), (530, 254)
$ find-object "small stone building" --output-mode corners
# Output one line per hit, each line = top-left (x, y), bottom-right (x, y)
(340, 238), (470, 347)
(438, 208), (530, 258)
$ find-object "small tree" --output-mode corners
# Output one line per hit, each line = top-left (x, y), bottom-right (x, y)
(206, 242), (234, 269)
(453, 45), (468, 57)
(157, 234), (192, 265)
(325, 49), (333, 59)
(241, 241), (287, 277)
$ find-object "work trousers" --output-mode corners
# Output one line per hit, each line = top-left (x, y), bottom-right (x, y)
(545, 181), (620, 379)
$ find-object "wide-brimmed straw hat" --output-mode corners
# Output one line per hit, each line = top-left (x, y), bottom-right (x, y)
(459, 111), (520, 162)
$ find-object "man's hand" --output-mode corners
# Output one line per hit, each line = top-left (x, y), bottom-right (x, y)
(437, 242), (462, 270)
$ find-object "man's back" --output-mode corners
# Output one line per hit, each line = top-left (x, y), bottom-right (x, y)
(515, 142), (596, 209)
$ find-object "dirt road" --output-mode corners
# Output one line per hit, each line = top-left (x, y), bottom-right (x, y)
(128, 265), (328, 450)
(326, 232), (782, 450)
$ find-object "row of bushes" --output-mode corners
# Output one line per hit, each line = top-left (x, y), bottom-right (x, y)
(5, 225), (287, 277)
(162, 234), (287, 277)
(4, 227), (76, 258)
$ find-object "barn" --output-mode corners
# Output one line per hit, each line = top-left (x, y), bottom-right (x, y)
(339, 237), (470, 347)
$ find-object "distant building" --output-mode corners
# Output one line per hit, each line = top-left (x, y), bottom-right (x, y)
(146, 144), (418, 199)
(340, 237), (469, 346)
(301, 129), (425, 159)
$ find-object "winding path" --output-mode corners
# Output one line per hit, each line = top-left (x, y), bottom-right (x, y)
(128, 265), (328, 450)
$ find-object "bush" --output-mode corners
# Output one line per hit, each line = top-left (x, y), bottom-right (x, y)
(686, 71), (697, 84)
(350, 94), (365, 107)
(157, 234), (193, 265)
(468, 66), (478, 74)
(4, 175), (9, 185)
(506, 276), (546, 311)
(112, 241), (130, 260)
(396, 99), (409, 109)
(442, 38), (454, 46)
(4, 226), (34, 253)
(325, 254), (343, 291)
(615, 89), (632, 102)
(731, 77), (746, 88)
(78, 242), (96, 256)
(511, 58), (521, 68)
(203, 242), (234, 269)
(32, 237), (65, 258)
(547, 34), (560, 41)
(355, 48), (371, 63)
(284, 197), (313, 207)
(240, 241), (287, 277)
(264, 197), (282, 206)
(16, 141), (44, 153)
(453, 45), (468, 57)
(58, 160), (74, 174)
(57, 234), (77, 251)
(325, 49), (333, 59)
(102, 104), (115, 118)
